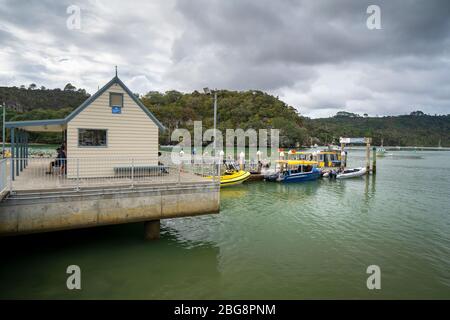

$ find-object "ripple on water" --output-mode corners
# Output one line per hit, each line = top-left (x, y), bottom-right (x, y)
(1, 150), (449, 299)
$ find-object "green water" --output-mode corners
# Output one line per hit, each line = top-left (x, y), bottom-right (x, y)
(1, 150), (449, 299)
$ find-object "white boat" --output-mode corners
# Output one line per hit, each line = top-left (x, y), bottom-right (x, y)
(377, 139), (386, 156)
(336, 167), (367, 179)
(376, 147), (386, 157)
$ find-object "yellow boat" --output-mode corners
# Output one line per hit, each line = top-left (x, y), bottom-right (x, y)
(207, 162), (251, 187)
(285, 150), (342, 168)
(219, 170), (251, 187)
(276, 160), (318, 166)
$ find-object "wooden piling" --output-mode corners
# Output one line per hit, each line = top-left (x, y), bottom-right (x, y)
(365, 142), (371, 174)
(340, 143), (345, 169)
(372, 146), (377, 174)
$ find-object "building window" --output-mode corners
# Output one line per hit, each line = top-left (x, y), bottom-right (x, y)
(78, 129), (107, 147)
(110, 92), (123, 114)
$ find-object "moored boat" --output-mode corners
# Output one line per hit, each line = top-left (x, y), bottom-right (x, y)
(376, 147), (386, 157)
(263, 170), (280, 182)
(220, 169), (251, 187)
(377, 139), (386, 157)
(284, 148), (343, 168)
(336, 167), (366, 179)
(265, 160), (321, 183)
(216, 162), (251, 187)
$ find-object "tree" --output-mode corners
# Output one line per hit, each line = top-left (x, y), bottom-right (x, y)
(410, 110), (425, 116)
(28, 83), (37, 90)
(140, 89), (308, 147)
(304, 113), (450, 147)
(164, 90), (183, 104)
(334, 111), (361, 118)
(64, 83), (76, 91)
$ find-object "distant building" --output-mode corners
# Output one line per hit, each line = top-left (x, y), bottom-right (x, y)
(4, 102), (24, 113)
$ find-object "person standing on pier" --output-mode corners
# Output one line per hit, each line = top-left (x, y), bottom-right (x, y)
(46, 147), (66, 175)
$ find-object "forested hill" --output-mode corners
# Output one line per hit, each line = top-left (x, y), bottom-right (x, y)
(0, 86), (306, 145)
(141, 92), (450, 147)
(141, 90), (306, 146)
(305, 112), (450, 147)
(0, 84), (449, 147)
(0, 83), (89, 112)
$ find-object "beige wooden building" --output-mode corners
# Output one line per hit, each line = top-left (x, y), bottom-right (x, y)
(6, 75), (165, 179)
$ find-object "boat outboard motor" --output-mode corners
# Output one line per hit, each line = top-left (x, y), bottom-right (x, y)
(330, 170), (337, 179)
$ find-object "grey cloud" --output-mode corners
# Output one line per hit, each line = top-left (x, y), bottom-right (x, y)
(174, 0), (450, 65)
(0, 0), (449, 117)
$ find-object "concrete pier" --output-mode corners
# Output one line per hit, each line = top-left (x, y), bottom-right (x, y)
(144, 220), (160, 240)
(0, 182), (219, 237)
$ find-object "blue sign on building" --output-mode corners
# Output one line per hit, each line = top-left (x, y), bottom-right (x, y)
(112, 106), (122, 114)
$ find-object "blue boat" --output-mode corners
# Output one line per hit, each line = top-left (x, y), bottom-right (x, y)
(279, 167), (322, 182)
(264, 160), (321, 183)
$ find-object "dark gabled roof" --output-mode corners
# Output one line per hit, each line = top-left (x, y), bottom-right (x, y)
(6, 76), (165, 131)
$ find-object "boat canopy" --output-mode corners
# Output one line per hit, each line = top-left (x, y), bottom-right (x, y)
(290, 151), (340, 155)
(276, 160), (318, 165)
(293, 151), (313, 155)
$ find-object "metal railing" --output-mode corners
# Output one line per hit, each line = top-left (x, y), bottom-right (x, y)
(159, 150), (265, 173)
(5, 157), (220, 192)
(0, 158), (7, 195)
(243, 161), (261, 173)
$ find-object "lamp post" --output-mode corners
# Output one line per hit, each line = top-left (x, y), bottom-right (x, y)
(213, 90), (217, 154)
(203, 87), (219, 181)
(203, 88), (218, 157)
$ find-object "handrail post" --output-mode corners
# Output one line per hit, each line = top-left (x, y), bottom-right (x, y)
(131, 158), (134, 188)
(10, 128), (14, 181)
(217, 161), (220, 186)
(9, 157), (13, 193)
(201, 161), (204, 177)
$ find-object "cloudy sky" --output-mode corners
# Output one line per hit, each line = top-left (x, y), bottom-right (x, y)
(0, 0), (449, 118)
